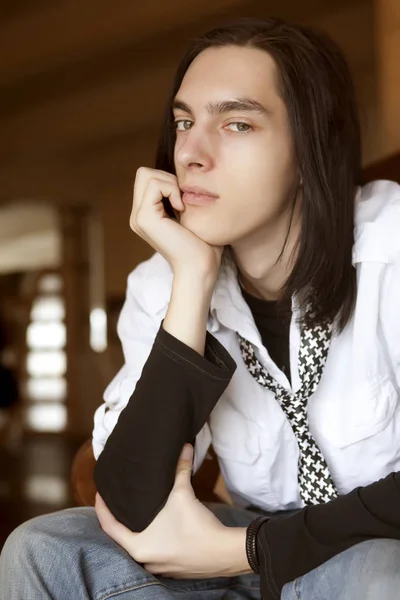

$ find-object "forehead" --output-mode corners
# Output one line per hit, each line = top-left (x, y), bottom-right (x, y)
(176, 45), (280, 108)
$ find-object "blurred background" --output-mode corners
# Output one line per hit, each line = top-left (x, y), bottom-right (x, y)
(0, 0), (399, 549)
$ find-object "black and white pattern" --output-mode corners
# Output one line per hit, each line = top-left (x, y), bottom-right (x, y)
(237, 321), (338, 505)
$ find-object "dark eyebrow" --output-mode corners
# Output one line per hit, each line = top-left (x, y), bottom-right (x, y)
(172, 97), (269, 117)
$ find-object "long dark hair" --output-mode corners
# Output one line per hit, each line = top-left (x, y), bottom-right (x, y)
(155, 17), (361, 332)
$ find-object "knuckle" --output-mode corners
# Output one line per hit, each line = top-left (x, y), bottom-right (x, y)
(135, 211), (146, 231)
(136, 166), (148, 177)
(129, 210), (138, 230)
(147, 178), (158, 192)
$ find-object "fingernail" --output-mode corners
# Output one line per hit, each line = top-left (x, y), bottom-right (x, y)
(181, 444), (192, 460)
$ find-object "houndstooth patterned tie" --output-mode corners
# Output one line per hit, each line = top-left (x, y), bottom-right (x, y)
(237, 321), (338, 505)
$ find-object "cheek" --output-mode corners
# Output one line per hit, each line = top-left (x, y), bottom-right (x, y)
(230, 132), (292, 173)
(227, 136), (296, 201)
(223, 147), (283, 201)
(219, 147), (296, 228)
(173, 147), (181, 174)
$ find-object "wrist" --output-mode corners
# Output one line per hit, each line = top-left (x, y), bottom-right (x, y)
(217, 527), (253, 577)
(173, 266), (218, 295)
(163, 273), (215, 355)
(245, 517), (270, 574)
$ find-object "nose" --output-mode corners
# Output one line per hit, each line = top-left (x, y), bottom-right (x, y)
(174, 127), (214, 172)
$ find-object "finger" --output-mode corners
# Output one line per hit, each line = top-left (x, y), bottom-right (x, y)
(145, 178), (184, 212)
(133, 167), (151, 213)
(95, 494), (138, 546)
(133, 168), (177, 213)
(144, 563), (170, 576)
(174, 444), (194, 489)
(95, 493), (121, 531)
(132, 177), (183, 228)
(132, 179), (183, 233)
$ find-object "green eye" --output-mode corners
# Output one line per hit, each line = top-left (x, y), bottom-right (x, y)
(227, 122), (252, 133)
(175, 120), (192, 131)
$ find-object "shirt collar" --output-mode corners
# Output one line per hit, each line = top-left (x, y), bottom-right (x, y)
(353, 180), (400, 265)
(209, 250), (302, 348)
(209, 250), (263, 346)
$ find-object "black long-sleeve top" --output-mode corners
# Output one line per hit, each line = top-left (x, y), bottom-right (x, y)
(94, 324), (236, 532)
(94, 316), (400, 600)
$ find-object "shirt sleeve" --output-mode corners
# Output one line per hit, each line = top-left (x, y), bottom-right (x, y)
(380, 246), (400, 389)
(94, 321), (236, 532)
(256, 470), (400, 600)
(92, 255), (169, 461)
(92, 253), (214, 471)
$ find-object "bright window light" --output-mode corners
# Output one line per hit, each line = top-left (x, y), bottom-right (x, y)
(27, 351), (66, 377)
(25, 403), (67, 432)
(26, 321), (66, 350)
(27, 321), (66, 349)
(30, 296), (65, 321)
(90, 308), (107, 352)
(38, 274), (62, 293)
(26, 377), (66, 401)
(25, 475), (68, 504)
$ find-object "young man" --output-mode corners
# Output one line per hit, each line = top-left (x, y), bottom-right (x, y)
(2, 17), (400, 600)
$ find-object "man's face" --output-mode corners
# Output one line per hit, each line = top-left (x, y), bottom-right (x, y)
(173, 45), (299, 248)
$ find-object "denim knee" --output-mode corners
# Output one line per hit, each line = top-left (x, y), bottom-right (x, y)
(2, 514), (51, 572)
(0, 508), (97, 575)
(355, 539), (400, 593)
(282, 539), (400, 600)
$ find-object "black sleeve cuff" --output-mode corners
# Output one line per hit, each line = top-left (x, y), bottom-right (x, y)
(156, 321), (237, 381)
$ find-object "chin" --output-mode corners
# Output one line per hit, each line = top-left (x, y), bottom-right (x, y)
(180, 216), (230, 247)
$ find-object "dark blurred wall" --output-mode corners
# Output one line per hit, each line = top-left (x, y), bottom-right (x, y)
(0, 0), (395, 298)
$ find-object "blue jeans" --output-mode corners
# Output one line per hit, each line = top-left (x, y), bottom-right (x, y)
(1, 504), (400, 600)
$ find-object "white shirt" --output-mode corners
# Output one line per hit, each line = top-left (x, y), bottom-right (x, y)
(93, 180), (400, 512)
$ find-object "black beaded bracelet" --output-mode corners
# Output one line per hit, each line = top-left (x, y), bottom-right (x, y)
(245, 516), (270, 574)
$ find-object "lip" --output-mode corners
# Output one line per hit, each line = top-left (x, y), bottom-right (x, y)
(182, 192), (218, 206)
(180, 185), (218, 196)
(180, 185), (219, 207)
